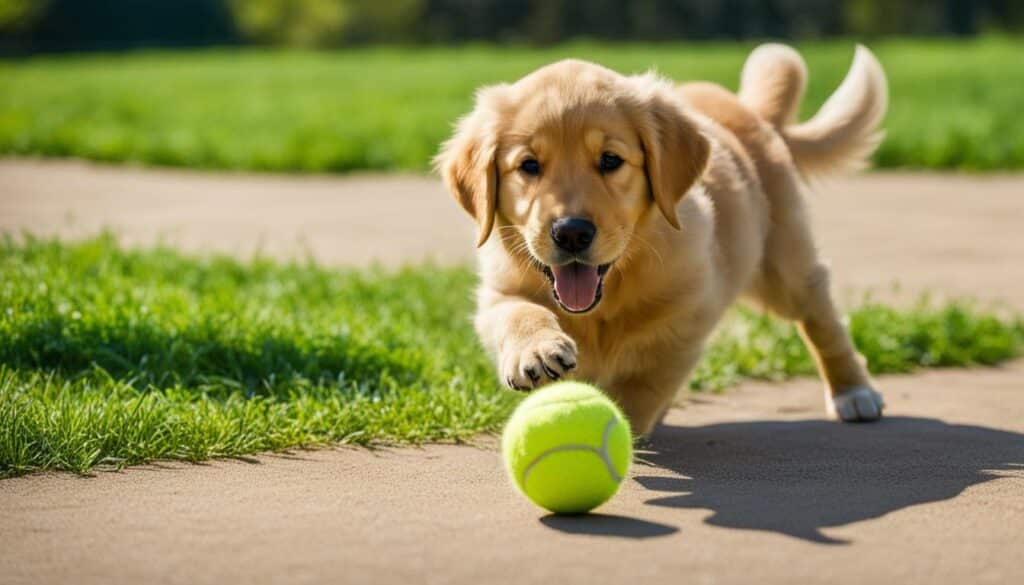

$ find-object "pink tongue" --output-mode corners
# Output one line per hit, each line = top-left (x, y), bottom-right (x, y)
(551, 263), (600, 312)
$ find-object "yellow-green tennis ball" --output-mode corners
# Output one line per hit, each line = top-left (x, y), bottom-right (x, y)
(502, 381), (632, 514)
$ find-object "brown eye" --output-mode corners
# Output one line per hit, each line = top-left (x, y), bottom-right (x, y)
(520, 158), (541, 176)
(599, 152), (624, 173)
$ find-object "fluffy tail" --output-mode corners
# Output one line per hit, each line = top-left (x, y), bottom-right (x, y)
(739, 43), (888, 178)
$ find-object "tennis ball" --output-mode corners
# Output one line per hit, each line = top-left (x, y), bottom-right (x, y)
(502, 381), (632, 514)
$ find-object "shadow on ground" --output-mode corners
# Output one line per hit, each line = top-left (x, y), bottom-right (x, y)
(540, 513), (678, 538)
(635, 416), (1024, 544)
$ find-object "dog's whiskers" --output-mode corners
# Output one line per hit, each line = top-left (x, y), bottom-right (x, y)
(629, 230), (665, 267)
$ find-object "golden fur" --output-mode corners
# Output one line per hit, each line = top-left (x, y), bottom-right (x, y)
(436, 44), (888, 434)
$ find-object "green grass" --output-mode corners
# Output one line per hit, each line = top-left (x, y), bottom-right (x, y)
(1, 37), (1023, 172)
(1, 235), (1022, 477)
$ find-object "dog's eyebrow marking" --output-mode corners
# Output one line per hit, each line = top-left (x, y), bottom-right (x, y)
(529, 136), (551, 159)
(605, 138), (644, 165)
(499, 145), (532, 169)
(584, 129), (606, 153)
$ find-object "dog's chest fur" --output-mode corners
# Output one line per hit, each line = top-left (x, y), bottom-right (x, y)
(559, 285), (723, 387)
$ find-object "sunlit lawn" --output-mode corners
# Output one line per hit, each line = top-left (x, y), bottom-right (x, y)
(2, 235), (1021, 477)
(1, 36), (1022, 172)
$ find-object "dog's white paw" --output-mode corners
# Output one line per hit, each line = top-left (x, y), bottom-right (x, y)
(499, 330), (577, 391)
(829, 385), (884, 422)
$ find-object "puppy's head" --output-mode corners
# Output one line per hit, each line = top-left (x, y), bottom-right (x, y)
(436, 59), (709, 314)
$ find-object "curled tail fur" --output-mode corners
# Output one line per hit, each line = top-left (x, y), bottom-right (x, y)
(739, 43), (888, 178)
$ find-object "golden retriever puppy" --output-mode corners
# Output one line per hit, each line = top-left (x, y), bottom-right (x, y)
(436, 44), (888, 435)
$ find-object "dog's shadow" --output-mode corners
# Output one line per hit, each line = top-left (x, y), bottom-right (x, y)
(634, 416), (1024, 544)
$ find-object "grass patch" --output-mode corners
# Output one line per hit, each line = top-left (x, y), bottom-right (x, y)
(1, 37), (1023, 172)
(1, 235), (1022, 477)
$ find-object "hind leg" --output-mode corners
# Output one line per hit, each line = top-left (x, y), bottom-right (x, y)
(747, 194), (883, 421)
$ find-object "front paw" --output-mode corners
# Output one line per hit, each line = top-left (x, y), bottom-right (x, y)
(500, 330), (577, 391)
(829, 385), (884, 422)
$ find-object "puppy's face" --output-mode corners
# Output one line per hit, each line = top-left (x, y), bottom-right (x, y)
(438, 60), (709, 314)
(496, 88), (650, 313)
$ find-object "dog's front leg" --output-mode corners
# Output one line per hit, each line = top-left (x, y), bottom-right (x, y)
(475, 291), (577, 391)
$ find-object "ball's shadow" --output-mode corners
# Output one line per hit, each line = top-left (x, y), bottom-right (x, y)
(540, 513), (678, 538)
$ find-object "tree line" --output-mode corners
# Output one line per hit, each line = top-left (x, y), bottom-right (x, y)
(2, 0), (1022, 54)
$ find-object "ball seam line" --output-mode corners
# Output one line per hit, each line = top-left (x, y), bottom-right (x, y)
(519, 415), (623, 487)
(599, 415), (623, 482)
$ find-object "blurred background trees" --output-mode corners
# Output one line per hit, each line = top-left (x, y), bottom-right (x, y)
(1, 0), (1022, 53)
(226, 0), (349, 46)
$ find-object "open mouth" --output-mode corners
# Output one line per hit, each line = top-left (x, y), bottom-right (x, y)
(541, 262), (612, 314)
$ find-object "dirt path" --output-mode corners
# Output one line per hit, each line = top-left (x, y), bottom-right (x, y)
(2, 159), (1024, 584)
(2, 364), (1023, 585)
(2, 158), (1023, 307)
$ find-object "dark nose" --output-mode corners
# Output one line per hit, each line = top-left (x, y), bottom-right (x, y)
(550, 217), (596, 254)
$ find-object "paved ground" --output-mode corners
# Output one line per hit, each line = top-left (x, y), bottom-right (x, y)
(2, 366), (1022, 585)
(2, 159), (1024, 584)
(3, 158), (1023, 306)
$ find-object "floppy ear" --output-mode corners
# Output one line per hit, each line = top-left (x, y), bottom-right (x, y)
(434, 98), (501, 247)
(636, 90), (710, 229)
